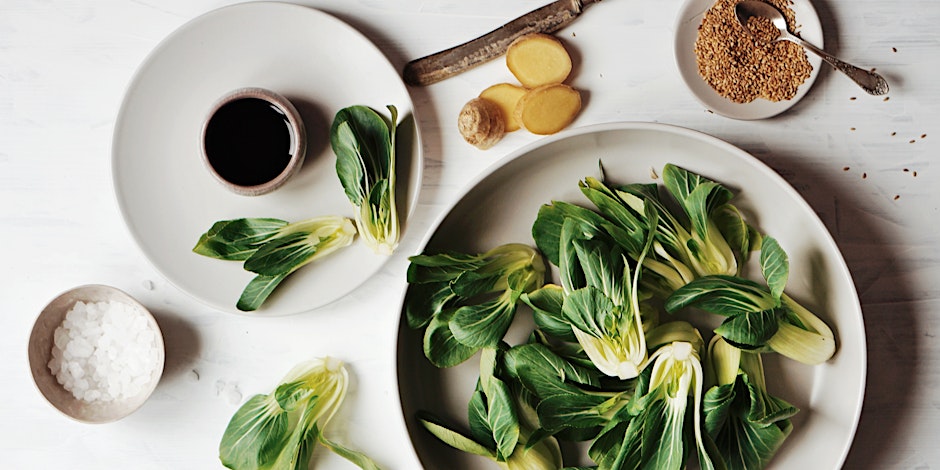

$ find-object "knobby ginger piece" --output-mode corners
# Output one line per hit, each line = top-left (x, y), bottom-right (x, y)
(514, 84), (581, 135)
(480, 83), (527, 132)
(458, 97), (505, 149)
(506, 33), (572, 88)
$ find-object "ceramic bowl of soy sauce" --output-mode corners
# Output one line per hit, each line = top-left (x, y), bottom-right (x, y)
(201, 87), (307, 196)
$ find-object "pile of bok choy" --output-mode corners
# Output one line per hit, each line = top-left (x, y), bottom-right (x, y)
(405, 163), (837, 469)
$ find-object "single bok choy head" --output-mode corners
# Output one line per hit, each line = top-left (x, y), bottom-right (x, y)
(589, 322), (724, 470)
(614, 164), (759, 292)
(703, 335), (798, 470)
(419, 348), (564, 470)
(193, 215), (357, 311)
(544, 212), (658, 380)
(502, 339), (634, 441)
(405, 244), (546, 367)
(665, 237), (836, 365)
(331, 105), (400, 255)
(218, 357), (379, 470)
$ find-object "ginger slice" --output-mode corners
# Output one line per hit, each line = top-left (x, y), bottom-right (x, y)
(458, 97), (506, 149)
(479, 83), (527, 132)
(506, 33), (572, 88)
(514, 84), (581, 135)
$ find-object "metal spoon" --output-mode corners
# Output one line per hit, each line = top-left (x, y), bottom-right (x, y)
(735, 1), (889, 95)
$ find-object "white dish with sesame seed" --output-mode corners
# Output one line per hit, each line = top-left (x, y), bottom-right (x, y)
(674, 0), (824, 119)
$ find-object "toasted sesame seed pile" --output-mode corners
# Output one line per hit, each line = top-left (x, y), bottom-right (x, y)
(695, 0), (813, 103)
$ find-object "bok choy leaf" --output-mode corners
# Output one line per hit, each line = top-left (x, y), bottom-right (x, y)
(703, 335), (798, 470)
(589, 325), (724, 470)
(194, 216), (357, 311)
(502, 341), (633, 441)
(331, 105), (400, 255)
(419, 348), (564, 470)
(406, 244), (546, 367)
(547, 211), (658, 380)
(665, 237), (836, 364)
(219, 357), (379, 470)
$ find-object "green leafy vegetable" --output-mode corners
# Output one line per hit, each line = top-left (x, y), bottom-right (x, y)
(502, 341), (632, 440)
(219, 357), (380, 470)
(194, 216), (357, 311)
(407, 164), (836, 469)
(405, 243), (546, 367)
(419, 348), (564, 470)
(665, 237), (836, 364)
(589, 327), (723, 470)
(331, 105), (400, 255)
(548, 211), (658, 380)
(703, 335), (798, 470)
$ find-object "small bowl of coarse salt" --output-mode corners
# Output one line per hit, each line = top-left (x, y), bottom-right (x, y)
(28, 284), (165, 423)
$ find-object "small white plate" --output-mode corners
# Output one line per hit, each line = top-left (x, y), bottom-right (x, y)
(397, 122), (865, 469)
(113, 2), (422, 315)
(674, 0), (824, 120)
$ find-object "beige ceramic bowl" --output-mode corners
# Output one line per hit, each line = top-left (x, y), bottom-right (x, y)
(200, 87), (307, 196)
(28, 284), (165, 423)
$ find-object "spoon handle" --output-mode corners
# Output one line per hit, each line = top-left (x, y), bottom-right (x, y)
(787, 35), (889, 95)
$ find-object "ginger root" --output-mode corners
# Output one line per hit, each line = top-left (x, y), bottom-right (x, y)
(458, 97), (506, 149)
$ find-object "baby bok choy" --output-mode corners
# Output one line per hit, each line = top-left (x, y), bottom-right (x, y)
(405, 243), (546, 367)
(331, 105), (400, 255)
(218, 357), (379, 470)
(419, 348), (564, 470)
(502, 339), (634, 442)
(589, 323), (723, 470)
(193, 216), (357, 311)
(665, 237), (836, 365)
(532, 211), (658, 380)
(703, 335), (798, 470)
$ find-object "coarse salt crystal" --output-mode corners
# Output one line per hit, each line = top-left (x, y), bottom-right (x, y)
(49, 300), (159, 403)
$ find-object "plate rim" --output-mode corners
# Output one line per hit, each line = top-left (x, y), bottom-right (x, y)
(111, 1), (424, 316)
(395, 121), (866, 468)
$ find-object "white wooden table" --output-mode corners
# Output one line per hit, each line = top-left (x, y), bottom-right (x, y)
(2, 0), (937, 468)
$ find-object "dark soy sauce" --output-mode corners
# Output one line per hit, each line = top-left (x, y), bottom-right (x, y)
(204, 98), (294, 187)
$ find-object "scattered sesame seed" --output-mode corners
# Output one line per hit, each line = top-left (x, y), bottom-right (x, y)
(894, 195), (900, 200)
(850, 127), (856, 131)
(849, 96), (857, 101)
(910, 139), (916, 144)
(891, 132), (897, 136)
(871, 68), (877, 72)
(914, 171), (918, 177)
(904, 168), (910, 172)
(862, 172), (868, 179)
(843, 166), (850, 171)
(922, 134), (927, 139)
(892, 47), (898, 52)
(884, 97), (890, 101)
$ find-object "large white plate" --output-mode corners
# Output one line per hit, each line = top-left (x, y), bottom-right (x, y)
(674, 0), (824, 120)
(113, 2), (422, 315)
(396, 123), (865, 468)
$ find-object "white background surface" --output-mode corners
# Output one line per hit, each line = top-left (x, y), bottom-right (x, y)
(1, 0), (937, 469)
